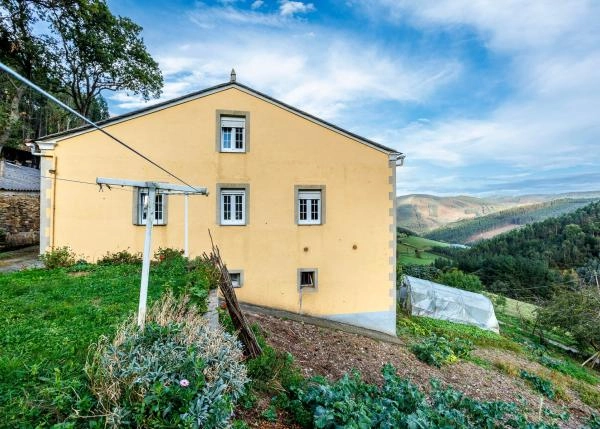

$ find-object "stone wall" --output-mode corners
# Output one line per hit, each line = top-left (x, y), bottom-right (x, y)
(0, 191), (40, 248)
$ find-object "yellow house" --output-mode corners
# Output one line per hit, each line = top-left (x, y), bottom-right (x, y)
(33, 74), (404, 335)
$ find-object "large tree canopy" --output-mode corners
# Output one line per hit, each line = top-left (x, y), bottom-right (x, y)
(47, 0), (163, 116)
(0, 0), (162, 148)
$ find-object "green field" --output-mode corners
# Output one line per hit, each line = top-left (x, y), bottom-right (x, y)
(397, 235), (449, 265)
(0, 263), (168, 426)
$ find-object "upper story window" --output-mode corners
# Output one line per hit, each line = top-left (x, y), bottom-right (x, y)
(220, 116), (246, 152)
(298, 190), (322, 225)
(136, 189), (167, 225)
(220, 188), (246, 225)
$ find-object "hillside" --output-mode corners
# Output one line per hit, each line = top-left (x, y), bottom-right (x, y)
(397, 235), (449, 266)
(398, 191), (600, 235)
(425, 198), (599, 244)
(442, 200), (600, 299)
(396, 194), (511, 234)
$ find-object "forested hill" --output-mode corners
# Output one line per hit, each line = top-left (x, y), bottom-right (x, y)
(440, 201), (600, 299)
(425, 198), (598, 244)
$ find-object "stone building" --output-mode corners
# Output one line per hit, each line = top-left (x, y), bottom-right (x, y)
(0, 159), (40, 248)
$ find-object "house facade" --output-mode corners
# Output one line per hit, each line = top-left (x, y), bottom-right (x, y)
(33, 77), (403, 335)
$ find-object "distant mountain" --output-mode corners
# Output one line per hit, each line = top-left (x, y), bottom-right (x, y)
(397, 195), (518, 234)
(424, 198), (600, 244)
(397, 191), (600, 235)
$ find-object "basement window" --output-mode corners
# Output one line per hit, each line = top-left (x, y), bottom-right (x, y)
(298, 269), (317, 289)
(229, 271), (243, 288)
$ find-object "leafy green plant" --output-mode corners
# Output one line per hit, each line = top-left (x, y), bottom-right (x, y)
(97, 249), (142, 265)
(40, 246), (76, 268)
(587, 413), (600, 429)
(245, 325), (303, 394)
(520, 370), (556, 399)
(411, 334), (474, 367)
(86, 293), (248, 428)
(282, 364), (565, 428)
(261, 405), (278, 422)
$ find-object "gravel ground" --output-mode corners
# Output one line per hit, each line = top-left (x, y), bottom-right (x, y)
(243, 311), (599, 428)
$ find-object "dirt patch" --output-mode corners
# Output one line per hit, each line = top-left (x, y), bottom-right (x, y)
(245, 312), (597, 428)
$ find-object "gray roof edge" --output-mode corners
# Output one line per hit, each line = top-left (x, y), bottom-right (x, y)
(36, 81), (402, 156)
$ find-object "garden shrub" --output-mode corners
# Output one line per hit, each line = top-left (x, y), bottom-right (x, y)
(40, 246), (76, 269)
(86, 292), (248, 428)
(520, 370), (556, 399)
(282, 364), (565, 428)
(152, 250), (218, 311)
(411, 334), (474, 367)
(97, 249), (142, 265)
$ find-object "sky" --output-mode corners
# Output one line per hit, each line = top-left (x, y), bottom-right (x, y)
(105, 0), (600, 197)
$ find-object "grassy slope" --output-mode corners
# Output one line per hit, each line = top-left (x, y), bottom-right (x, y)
(397, 235), (449, 266)
(0, 264), (165, 425)
(425, 198), (598, 244)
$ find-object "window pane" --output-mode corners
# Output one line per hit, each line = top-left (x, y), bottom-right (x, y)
(155, 194), (163, 221)
(235, 127), (244, 149)
(235, 194), (243, 220)
(222, 127), (232, 149)
(223, 195), (231, 220)
(311, 199), (319, 220)
(140, 192), (148, 221)
(299, 199), (307, 220)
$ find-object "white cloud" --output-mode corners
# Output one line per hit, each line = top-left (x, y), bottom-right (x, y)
(251, 0), (264, 10)
(279, 1), (315, 17)
(109, 27), (460, 120)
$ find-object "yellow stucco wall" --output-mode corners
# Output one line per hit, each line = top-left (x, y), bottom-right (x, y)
(40, 86), (397, 334)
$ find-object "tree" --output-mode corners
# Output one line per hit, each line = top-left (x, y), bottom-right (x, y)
(0, 0), (162, 149)
(0, 0), (53, 147)
(436, 269), (483, 293)
(538, 288), (600, 366)
(47, 0), (163, 117)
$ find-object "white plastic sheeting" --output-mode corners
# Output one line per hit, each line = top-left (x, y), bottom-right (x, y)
(402, 276), (499, 333)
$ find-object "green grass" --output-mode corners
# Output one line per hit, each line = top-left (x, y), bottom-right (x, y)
(397, 236), (450, 266)
(396, 311), (522, 352)
(0, 263), (169, 426)
(485, 292), (537, 321)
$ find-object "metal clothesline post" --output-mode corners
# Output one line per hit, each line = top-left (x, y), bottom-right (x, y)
(96, 177), (208, 329)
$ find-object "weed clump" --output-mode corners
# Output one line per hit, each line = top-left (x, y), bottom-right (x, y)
(411, 334), (474, 367)
(40, 246), (76, 268)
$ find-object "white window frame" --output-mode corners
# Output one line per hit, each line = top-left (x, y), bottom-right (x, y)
(220, 189), (246, 225)
(298, 190), (322, 225)
(137, 189), (167, 225)
(220, 116), (246, 152)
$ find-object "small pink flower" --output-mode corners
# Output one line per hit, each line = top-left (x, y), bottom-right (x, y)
(179, 379), (190, 387)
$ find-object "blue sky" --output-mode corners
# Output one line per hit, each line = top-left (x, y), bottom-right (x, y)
(106, 0), (600, 197)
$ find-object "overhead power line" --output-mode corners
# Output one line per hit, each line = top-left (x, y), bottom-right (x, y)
(0, 61), (200, 193)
